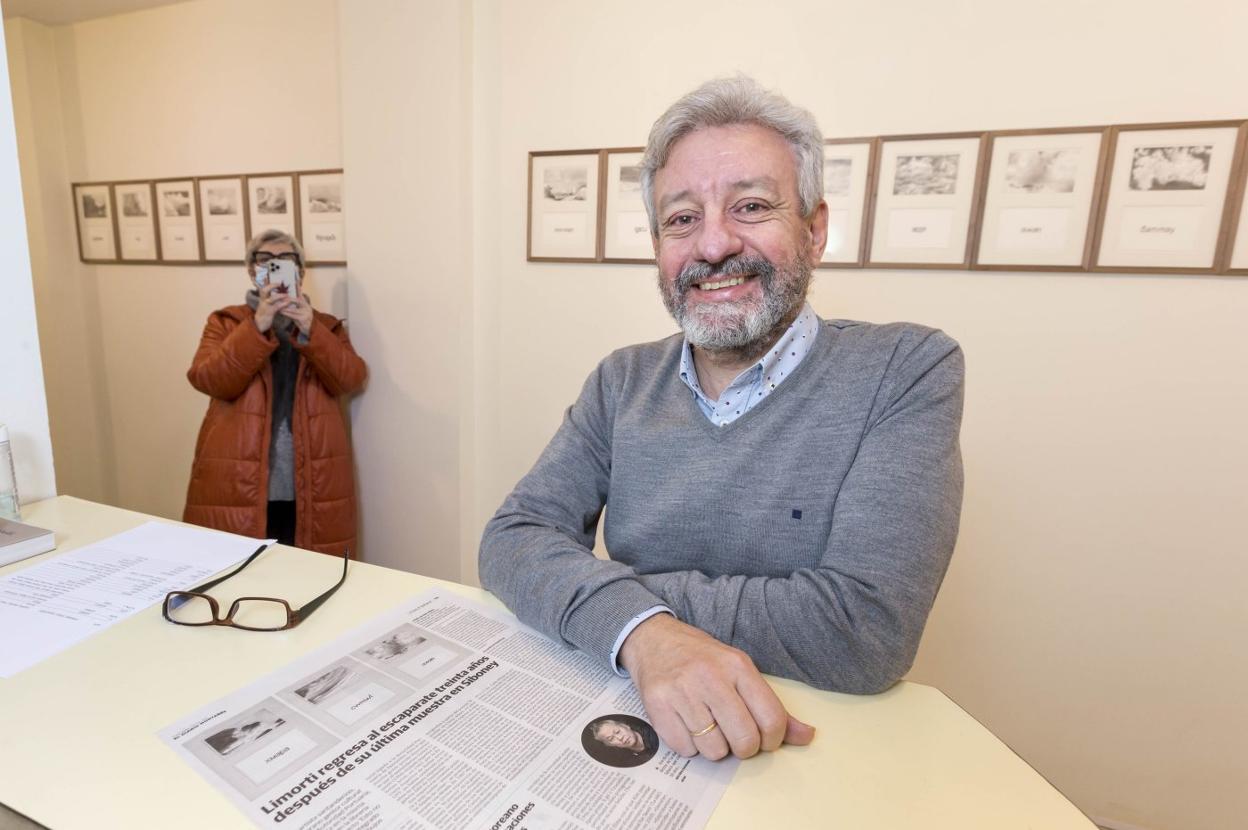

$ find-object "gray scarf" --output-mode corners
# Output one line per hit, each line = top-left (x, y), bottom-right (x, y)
(246, 290), (299, 500)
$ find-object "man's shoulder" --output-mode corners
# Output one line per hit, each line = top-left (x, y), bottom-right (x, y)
(818, 318), (961, 363)
(597, 332), (685, 378)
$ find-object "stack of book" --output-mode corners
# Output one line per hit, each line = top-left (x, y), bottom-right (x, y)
(0, 518), (55, 567)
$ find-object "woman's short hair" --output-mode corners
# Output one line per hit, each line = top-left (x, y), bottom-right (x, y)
(640, 75), (824, 237)
(245, 229), (305, 266)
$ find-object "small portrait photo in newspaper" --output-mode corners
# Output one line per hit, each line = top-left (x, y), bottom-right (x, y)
(581, 713), (661, 768)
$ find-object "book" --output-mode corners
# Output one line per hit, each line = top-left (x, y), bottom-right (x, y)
(0, 518), (55, 567)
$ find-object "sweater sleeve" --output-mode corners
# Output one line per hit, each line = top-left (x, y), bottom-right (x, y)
(478, 359), (667, 664)
(636, 331), (965, 694)
(187, 310), (277, 401)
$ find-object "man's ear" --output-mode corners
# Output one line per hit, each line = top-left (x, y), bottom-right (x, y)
(807, 200), (829, 263)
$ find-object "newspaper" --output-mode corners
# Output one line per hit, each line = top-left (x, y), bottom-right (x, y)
(161, 590), (737, 830)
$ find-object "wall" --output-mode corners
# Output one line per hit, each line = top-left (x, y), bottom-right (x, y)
(470, 2), (1247, 829)
(0, 17), (54, 505)
(8, 0), (346, 521)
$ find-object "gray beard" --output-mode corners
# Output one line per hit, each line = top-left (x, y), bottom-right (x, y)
(658, 253), (811, 356)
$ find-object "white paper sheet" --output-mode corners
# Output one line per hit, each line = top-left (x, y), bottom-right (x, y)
(0, 521), (267, 677)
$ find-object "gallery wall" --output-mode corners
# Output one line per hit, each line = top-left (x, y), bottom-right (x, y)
(6, 0), (346, 520)
(0, 16), (54, 506)
(469, 2), (1247, 830)
(4, 1), (1245, 829)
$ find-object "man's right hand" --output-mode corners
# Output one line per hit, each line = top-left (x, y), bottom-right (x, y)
(254, 284), (292, 334)
(618, 613), (815, 760)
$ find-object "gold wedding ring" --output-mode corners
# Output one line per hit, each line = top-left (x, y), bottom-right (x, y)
(690, 721), (718, 738)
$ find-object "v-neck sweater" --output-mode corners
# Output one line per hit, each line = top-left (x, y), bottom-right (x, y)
(480, 317), (964, 693)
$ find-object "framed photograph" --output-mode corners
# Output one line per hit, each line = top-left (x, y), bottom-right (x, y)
(1224, 152), (1248, 274)
(154, 179), (202, 262)
(866, 132), (986, 268)
(297, 170), (346, 264)
(601, 148), (652, 263)
(197, 175), (249, 263)
(72, 182), (118, 262)
(527, 150), (601, 261)
(1092, 122), (1245, 273)
(819, 138), (876, 267)
(246, 173), (298, 240)
(112, 181), (159, 262)
(974, 128), (1109, 270)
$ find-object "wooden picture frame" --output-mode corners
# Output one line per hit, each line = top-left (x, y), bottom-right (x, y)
(112, 181), (160, 263)
(297, 169), (346, 265)
(1219, 127), (1248, 275)
(197, 175), (250, 264)
(153, 178), (202, 262)
(527, 150), (602, 262)
(72, 182), (119, 263)
(819, 137), (877, 268)
(600, 148), (652, 263)
(973, 126), (1111, 271)
(245, 172), (299, 242)
(1090, 120), (1246, 274)
(866, 132), (987, 269)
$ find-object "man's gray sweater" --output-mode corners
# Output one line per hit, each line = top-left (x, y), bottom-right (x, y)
(479, 318), (964, 694)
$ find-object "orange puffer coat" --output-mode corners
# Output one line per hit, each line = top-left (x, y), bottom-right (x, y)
(183, 304), (367, 555)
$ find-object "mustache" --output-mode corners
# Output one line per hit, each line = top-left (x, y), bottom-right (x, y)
(675, 255), (775, 294)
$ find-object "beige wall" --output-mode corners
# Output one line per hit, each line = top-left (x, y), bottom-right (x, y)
(8, 0), (347, 520)
(0, 17), (54, 504)
(471, 2), (1247, 830)
(6, 1), (1247, 828)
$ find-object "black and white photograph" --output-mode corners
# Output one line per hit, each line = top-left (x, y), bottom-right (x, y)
(976, 130), (1106, 270)
(1128, 145), (1212, 191)
(1005, 148), (1080, 193)
(306, 182), (342, 213)
(161, 188), (192, 217)
(364, 627), (427, 662)
(869, 134), (983, 267)
(824, 156), (853, 197)
(114, 182), (159, 261)
(73, 183), (118, 261)
(298, 170), (347, 263)
(528, 151), (601, 261)
(254, 184), (288, 214)
(155, 178), (201, 261)
(293, 665), (357, 705)
(580, 714), (660, 768)
(542, 165), (589, 202)
(81, 192), (108, 218)
(204, 185), (239, 216)
(617, 164), (642, 194)
(1095, 125), (1240, 272)
(204, 709), (286, 757)
(121, 190), (149, 217)
(893, 153), (960, 195)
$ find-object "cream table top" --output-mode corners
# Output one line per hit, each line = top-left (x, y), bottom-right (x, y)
(0, 496), (1094, 829)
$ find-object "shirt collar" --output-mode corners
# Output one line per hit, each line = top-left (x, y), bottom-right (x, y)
(678, 302), (819, 402)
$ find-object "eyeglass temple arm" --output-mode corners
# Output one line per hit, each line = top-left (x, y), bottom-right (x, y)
(182, 543), (272, 595)
(290, 548), (350, 623)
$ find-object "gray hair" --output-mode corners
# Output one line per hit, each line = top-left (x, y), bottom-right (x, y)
(245, 228), (305, 266)
(640, 76), (824, 237)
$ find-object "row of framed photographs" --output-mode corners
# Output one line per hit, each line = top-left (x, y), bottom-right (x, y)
(528, 120), (1248, 274)
(72, 170), (346, 266)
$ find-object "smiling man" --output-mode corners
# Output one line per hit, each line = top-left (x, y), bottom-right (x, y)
(480, 76), (965, 762)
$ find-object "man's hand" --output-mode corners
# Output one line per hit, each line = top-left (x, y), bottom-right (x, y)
(254, 284), (292, 334)
(618, 613), (815, 760)
(280, 293), (315, 337)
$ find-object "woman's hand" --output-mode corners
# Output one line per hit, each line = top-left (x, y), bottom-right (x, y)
(280, 293), (315, 337)
(254, 284), (292, 333)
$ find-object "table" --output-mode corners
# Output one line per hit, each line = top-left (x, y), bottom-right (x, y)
(0, 497), (1095, 829)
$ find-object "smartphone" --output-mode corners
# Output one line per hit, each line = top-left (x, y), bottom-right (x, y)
(259, 259), (300, 299)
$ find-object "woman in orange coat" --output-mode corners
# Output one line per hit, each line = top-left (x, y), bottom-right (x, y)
(184, 229), (366, 555)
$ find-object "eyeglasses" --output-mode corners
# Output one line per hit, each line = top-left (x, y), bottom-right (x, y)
(252, 251), (301, 266)
(162, 544), (349, 631)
